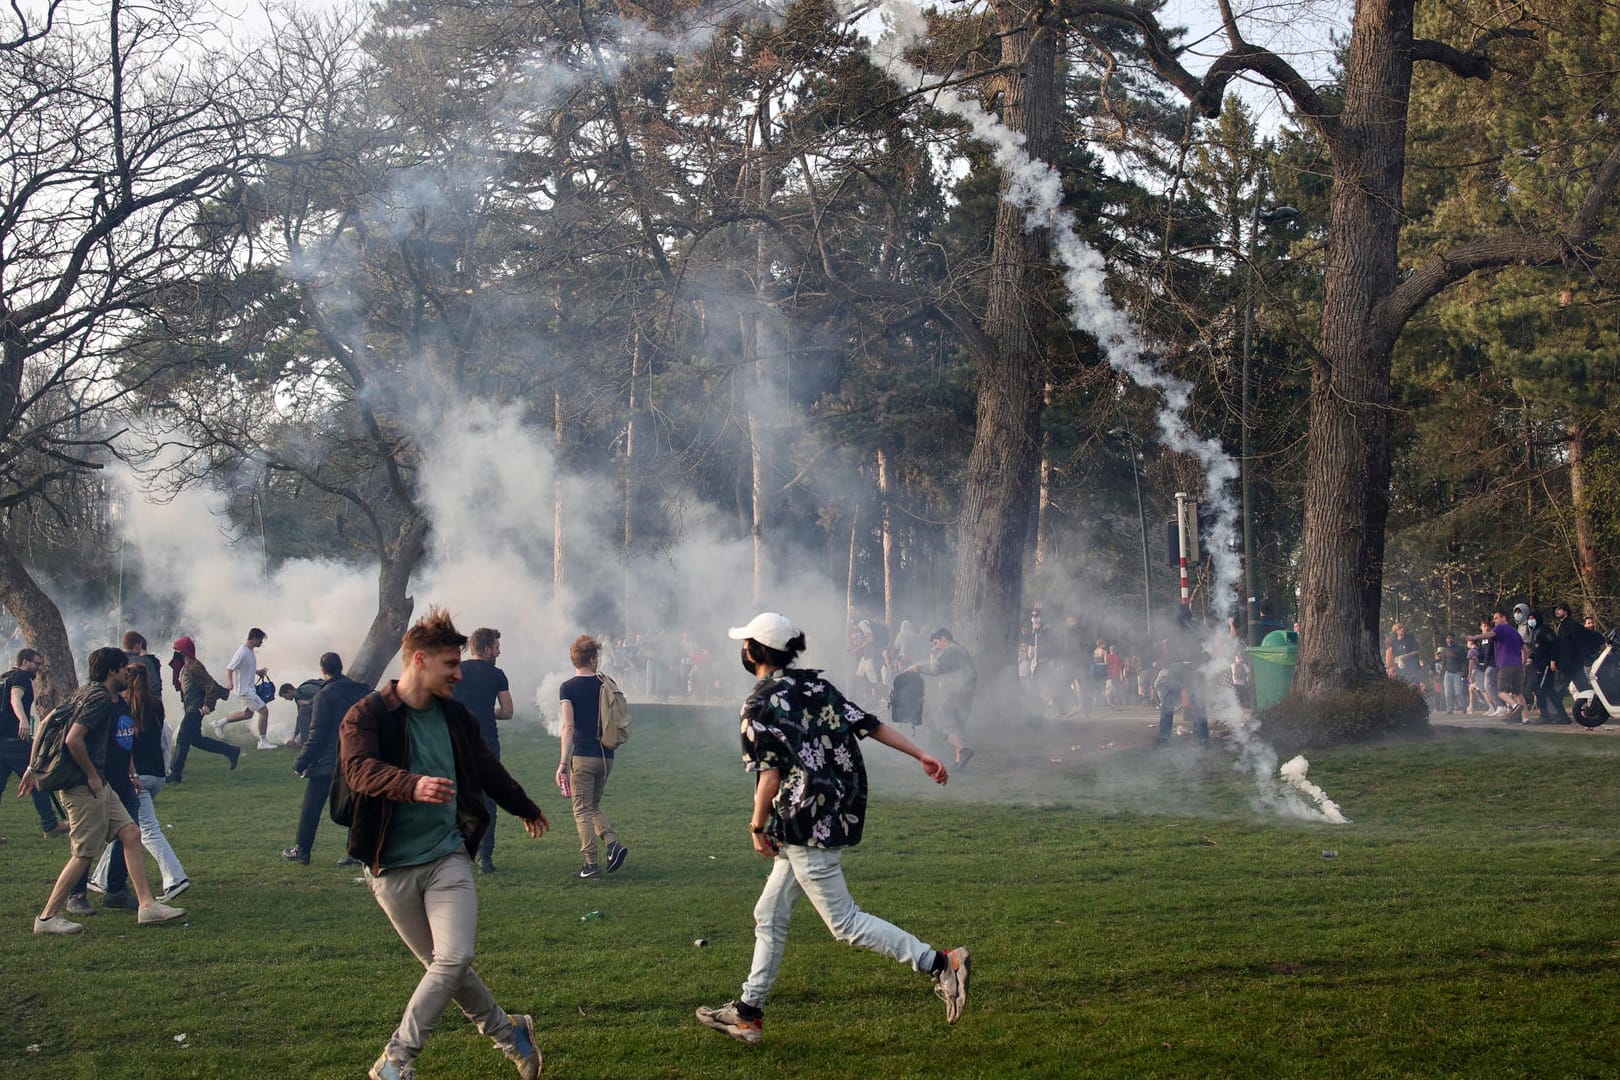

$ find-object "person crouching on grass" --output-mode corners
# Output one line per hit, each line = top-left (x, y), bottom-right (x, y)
(339, 607), (548, 1080)
(695, 612), (970, 1045)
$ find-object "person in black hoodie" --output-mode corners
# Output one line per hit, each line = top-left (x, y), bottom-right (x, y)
(282, 652), (369, 865)
(1526, 608), (1564, 723)
(1551, 602), (1601, 716)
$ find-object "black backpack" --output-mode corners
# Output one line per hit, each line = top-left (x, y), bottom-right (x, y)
(889, 671), (925, 727)
(29, 687), (107, 792)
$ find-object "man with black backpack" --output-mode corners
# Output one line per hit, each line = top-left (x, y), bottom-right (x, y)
(18, 646), (186, 934)
(282, 652), (369, 866)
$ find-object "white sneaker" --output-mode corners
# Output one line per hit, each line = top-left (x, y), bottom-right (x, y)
(256, 738), (278, 750)
(33, 913), (85, 935)
(211, 717), (228, 738)
(137, 900), (186, 925)
(159, 879), (191, 903)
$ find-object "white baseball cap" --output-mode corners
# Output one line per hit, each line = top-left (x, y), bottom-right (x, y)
(727, 612), (802, 651)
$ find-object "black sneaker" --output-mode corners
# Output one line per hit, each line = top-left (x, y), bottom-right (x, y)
(605, 841), (628, 874)
(336, 855), (363, 868)
(228, 746), (241, 771)
(479, 857), (497, 874)
(577, 863), (601, 879)
(281, 846), (310, 865)
(103, 889), (139, 910)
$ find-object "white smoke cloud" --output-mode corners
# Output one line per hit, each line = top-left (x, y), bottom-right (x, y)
(854, 0), (1344, 823)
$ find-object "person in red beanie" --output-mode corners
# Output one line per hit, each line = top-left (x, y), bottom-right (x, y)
(165, 637), (238, 782)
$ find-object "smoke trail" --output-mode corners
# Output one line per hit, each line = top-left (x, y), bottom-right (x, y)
(853, 1), (1344, 823)
(1279, 754), (1349, 824)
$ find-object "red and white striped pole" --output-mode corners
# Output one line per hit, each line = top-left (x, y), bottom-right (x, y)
(1175, 491), (1191, 608)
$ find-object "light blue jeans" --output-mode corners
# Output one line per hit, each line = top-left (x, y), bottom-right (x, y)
(1443, 672), (1466, 712)
(741, 843), (935, 1008)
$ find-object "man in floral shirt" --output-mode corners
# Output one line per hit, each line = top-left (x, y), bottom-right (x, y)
(695, 612), (971, 1045)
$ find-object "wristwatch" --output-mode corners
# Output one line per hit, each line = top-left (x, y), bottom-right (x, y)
(750, 824), (766, 834)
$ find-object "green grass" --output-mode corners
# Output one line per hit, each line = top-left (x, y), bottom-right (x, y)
(4, 706), (1620, 1078)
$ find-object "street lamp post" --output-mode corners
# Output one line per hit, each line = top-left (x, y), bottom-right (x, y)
(1109, 425), (1153, 636)
(1242, 200), (1298, 645)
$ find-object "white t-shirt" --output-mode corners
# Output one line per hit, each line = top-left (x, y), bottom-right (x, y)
(226, 644), (257, 693)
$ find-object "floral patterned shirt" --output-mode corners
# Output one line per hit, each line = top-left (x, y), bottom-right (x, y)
(740, 668), (881, 848)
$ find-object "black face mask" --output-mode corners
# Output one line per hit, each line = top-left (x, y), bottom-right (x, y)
(740, 646), (757, 676)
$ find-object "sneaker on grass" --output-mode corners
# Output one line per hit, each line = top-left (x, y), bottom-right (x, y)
(503, 1013), (542, 1080)
(103, 890), (138, 910)
(281, 846), (310, 865)
(577, 863), (600, 879)
(137, 901), (186, 926)
(931, 946), (971, 1024)
(33, 914), (84, 935)
(605, 840), (628, 874)
(64, 894), (95, 917)
(159, 879), (191, 903)
(695, 1000), (763, 1044)
(368, 1053), (415, 1080)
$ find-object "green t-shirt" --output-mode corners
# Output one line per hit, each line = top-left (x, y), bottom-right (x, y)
(379, 700), (465, 871)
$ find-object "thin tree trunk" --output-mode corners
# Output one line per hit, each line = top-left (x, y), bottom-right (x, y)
(0, 532), (78, 709)
(554, 390), (565, 590)
(1293, 0), (1413, 695)
(1569, 415), (1600, 615)
(1035, 381), (1052, 566)
(623, 332), (639, 638)
(878, 448), (894, 627)
(748, 313), (767, 608)
(349, 514), (430, 686)
(950, 3), (1057, 666)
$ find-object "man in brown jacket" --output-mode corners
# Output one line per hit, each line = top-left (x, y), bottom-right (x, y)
(339, 607), (548, 1080)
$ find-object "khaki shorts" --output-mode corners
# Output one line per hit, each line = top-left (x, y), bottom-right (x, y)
(59, 784), (135, 859)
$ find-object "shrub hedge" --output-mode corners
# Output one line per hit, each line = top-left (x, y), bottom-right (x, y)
(1256, 676), (1431, 756)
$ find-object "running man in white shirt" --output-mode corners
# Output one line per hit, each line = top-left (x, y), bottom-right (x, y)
(218, 628), (275, 750)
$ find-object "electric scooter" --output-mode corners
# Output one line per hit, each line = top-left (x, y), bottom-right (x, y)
(1571, 629), (1620, 728)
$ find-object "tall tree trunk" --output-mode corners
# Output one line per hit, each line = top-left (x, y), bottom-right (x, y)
(623, 332), (639, 638)
(1293, 0), (1413, 694)
(0, 532), (78, 709)
(1568, 415), (1601, 615)
(950, 4), (1057, 666)
(878, 448), (894, 627)
(348, 514), (430, 686)
(747, 311), (768, 608)
(1035, 381), (1053, 566)
(554, 390), (565, 589)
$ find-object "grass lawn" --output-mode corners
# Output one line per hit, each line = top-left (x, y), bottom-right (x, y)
(3, 704), (1620, 1078)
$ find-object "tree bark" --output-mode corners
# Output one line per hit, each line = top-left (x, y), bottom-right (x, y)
(878, 448), (894, 627)
(1568, 415), (1601, 616)
(554, 389), (565, 589)
(623, 332), (639, 638)
(949, 3), (1057, 666)
(348, 514), (429, 686)
(1293, 0), (1413, 694)
(0, 532), (78, 709)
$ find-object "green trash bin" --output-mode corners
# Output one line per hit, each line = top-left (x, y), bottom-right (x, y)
(1248, 630), (1299, 711)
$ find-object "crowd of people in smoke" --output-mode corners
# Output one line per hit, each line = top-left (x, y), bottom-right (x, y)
(1384, 602), (1610, 724)
(0, 605), (971, 1076)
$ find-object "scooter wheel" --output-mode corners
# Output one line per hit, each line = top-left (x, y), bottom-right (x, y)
(1573, 699), (1608, 729)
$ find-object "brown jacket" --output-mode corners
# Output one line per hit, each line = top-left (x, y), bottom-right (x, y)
(339, 680), (541, 873)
